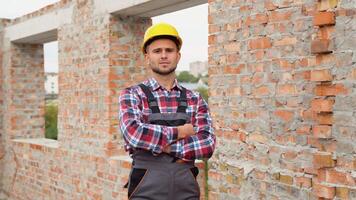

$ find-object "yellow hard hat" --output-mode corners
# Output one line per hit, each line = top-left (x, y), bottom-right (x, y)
(142, 22), (182, 53)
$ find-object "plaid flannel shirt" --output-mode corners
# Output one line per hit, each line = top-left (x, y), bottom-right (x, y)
(119, 78), (215, 161)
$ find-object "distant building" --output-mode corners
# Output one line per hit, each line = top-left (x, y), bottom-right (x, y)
(189, 61), (208, 77)
(45, 72), (58, 99)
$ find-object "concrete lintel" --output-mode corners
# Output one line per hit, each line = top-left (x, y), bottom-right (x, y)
(4, 5), (73, 44)
(97, 0), (207, 17)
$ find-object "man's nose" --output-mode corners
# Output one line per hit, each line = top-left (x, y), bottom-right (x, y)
(161, 50), (168, 58)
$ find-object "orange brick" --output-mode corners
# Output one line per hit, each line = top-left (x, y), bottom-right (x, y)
(351, 68), (356, 80)
(315, 83), (348, 96)
(313, 153), (335, 168)
(313, 12), (336, 26)
(313, 183), (335, 198)
(269, 11), (292, 22)
(296, 125), (311, 135)
(311, 69), (333, 82)
(248, 37), (272, 49)
(325, 170), (352, 185)
(274, 110), (294, 122)
(316, 113), (333, 125)
(277, 84), (296, 95)
(253, 86), (270, 96)
(311, 98), (334, 112)
(274, 37), (297, 46)
(311, 39), (333, 54)
(313, 125), (332, 138)
(208, 35), (216, 45)
(265, 1), (277, 11)
(245, 14), (268, 26)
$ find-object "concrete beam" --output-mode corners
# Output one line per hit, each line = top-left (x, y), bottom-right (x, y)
(96, 0), (207, 17)
(4, 5), (73, 44)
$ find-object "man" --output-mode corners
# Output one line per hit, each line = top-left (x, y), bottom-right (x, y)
(119, 22), (216, 200)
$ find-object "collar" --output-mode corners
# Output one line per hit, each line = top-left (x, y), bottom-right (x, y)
(147, 77), (183, 91)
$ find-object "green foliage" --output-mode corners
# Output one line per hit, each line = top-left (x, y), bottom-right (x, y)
(45, 104), (58, 140)
(177, 71), (199, 83)
(196, 87), (209, 103)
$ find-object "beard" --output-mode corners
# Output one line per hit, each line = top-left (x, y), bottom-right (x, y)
(151, 65), (177, 75)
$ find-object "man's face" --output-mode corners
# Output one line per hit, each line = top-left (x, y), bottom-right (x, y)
(145, 39), (181, 76)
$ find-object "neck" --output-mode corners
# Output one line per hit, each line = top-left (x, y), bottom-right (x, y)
(152, 72), (176, 91)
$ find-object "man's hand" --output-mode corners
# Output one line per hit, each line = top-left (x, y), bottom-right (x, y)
(177, 124), (195, 139)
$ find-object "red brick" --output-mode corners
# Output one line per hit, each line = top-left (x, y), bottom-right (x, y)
(311, 98), (334, 112)
(313, 12), (336, 26)
(248, 37), (272, 49)
(313, 153), (335, 168)
(274, 110), (294, 122)
(277, 84), (296, 95)
(253, 86), (270, 96)
(311, 39), (333, 54)
(297, 125), (311, 135)
(245, 14), (268, 26)
(311, 69), (333, 82)
(313, 183), (335, 198)
(313, 125), (332, 139)
(269, 11), (292, 22)
(319, 26), (335, 39)
(315, 83), (348, 96)
(265, 1), (277, 11)
(326, 170), (354, 185)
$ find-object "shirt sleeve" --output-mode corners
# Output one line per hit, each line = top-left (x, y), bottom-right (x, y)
(119, 87), (179, 154)
(169, 94), (216, 161)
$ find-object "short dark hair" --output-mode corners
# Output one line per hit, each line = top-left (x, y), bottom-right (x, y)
(144, 35), (180, 53)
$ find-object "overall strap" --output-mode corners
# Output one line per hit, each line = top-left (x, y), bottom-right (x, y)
(138, 84), (160, 113)
(176, 87), (187, 113)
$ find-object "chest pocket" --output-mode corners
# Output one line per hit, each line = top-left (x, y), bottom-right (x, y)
(139, 84), (190, 127)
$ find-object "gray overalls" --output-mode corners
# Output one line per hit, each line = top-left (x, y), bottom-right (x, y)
(127, 84), (200, 200)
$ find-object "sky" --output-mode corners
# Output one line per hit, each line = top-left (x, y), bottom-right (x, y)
(0, 0), (208, 72)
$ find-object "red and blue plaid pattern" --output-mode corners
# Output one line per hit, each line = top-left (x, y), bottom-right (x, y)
(119, 78), (215, 161)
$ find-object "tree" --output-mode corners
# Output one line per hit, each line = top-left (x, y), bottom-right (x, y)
(196, 87), (209, 103)
(177, 71), (199, 83)
(45, 104), (58, 140)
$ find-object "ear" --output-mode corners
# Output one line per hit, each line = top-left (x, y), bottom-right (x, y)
(177, 52), (181, 62)
(144, 53), (150, 65)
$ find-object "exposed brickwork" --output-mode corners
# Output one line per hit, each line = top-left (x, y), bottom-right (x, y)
(0, 0), (206, 199)
(0, 19), (8, 197)
(0, 0), (355, 199)
(208, 0), (356, 199)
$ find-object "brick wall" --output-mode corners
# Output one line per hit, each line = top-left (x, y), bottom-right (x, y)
(208, 0), (355, 199)
(0, 40), (45, 196)
(0, 19), (8, 196)
(1, 0), (355, 199)
(0, 0), (206, 199)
